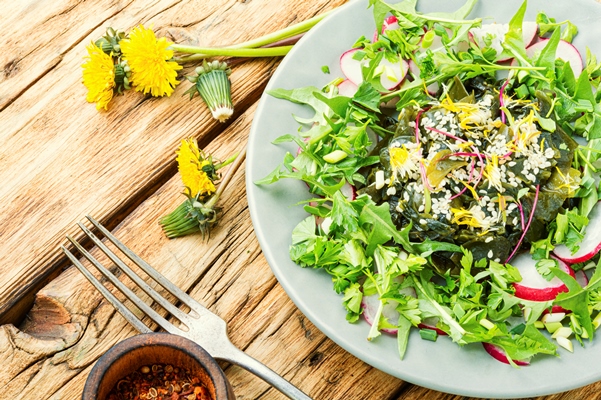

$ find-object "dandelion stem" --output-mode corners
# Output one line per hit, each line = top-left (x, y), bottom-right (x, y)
(227, 11), (332, 49)
(205, 146), (247, 209)
(169, 45), (293, 58)
(170, 9), (333, 62)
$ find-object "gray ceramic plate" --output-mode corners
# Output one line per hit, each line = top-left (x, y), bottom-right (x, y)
(246, 0), (601, 397)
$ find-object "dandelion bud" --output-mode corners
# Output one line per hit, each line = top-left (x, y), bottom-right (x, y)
(184, 60), (233, 122)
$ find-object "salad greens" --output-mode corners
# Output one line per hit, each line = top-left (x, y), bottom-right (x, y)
(257, 0), (601, 364)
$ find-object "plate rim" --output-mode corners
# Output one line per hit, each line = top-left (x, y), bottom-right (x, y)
(246, 0), (601, 397)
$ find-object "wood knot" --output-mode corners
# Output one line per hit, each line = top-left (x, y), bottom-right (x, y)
(3, 59), (18, 78)
(308, 351), (323, 366)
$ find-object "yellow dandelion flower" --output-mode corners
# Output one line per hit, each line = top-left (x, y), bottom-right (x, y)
(82, 42), (115, 110)
(389, 143), (421, 183)
(120, 25), (182, 97)
(177, 138), (216, 197)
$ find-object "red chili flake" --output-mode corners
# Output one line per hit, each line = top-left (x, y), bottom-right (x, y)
(106, 363), (213, 400)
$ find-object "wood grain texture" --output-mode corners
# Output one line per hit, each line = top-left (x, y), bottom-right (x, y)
(0, 0), (346, 323)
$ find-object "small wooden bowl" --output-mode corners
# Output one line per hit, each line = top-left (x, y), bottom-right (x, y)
(82, 332), (235, 400)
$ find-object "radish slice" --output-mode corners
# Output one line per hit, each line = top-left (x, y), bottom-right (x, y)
(340, 48), (364, 86)
(525, 39), (583, 77)
(366, 127), (380, 152)
(406, 60), (438, 95)
(554, 202), (601, 263)
(522, 21), (539, 47)
(407, 60), (420, 80)
(470, 21), (538, 61)
(372, 15), (400, 42)
(361, 293), (400, 334)
(482, 343), (530, 366)
(336, 79), (358, 97)
(417, 316), (447, 336)
(378, 57), (409, 90)
(340, 48), (408, 90)
(361, 285), (416, 335)
(576, 270), (589, 287)
(511, 253), (575, 302)
(340, 182), (357, 200)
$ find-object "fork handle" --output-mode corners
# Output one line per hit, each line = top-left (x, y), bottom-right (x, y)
(217, 346), (312, 400)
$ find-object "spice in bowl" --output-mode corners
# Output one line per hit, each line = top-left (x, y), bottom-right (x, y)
(107, 363), (213, 400)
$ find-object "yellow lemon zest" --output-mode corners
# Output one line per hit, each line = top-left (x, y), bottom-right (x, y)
(451, 207), (484, 228)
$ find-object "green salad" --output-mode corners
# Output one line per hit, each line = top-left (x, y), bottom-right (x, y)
(257, 0), (601, 365)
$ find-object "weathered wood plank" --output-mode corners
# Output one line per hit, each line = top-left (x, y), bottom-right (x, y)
(0, 0), (347, 323)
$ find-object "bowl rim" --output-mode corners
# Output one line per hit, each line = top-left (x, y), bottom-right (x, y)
(82, 332), (233, 400)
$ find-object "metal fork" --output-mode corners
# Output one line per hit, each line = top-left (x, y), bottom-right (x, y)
(61, 215), (311, 400)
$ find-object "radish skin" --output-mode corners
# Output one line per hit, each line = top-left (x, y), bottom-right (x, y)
(340, 182), (356, 200)
(372, 15), (400, 42)
(418, 317), (447, 336)
(511, 253), (575, 302)
(482, 343), (530, 366)
(337, 79), (358, 97)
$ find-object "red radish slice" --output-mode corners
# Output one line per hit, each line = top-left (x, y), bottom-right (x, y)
(525, 39), (583, 77)
(337, 79), (358, 97)
(483, 343), (530, 366)
(361, 285), (416, 335)
(340, 182), (356, 200)
(417, 316), (447, 336)
(522, 21), (539, 47)
(366, 127), (380, 152)
(378, 57), (409, 90)
(406, 60), (438, 95)
(470, 22), (538, 62)
(340, 48), (408, 90)
(361, 293), (400, 334)
(407, 60), (420, 80)
(554, 202), (601, 263)
(340, 48), (364, 86)
(511, 253), (575, 302)
(576, 270), (589, 287)
(372, 15), (400, 42)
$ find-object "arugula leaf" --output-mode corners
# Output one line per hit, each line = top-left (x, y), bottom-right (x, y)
(535, 29), (561, 72)
(267, 86), (332, 125)
(501, 0), (528, 63)
(359, 201), (413, 255)
(291, 216), (318, 245)
(413, 239), (461, 257)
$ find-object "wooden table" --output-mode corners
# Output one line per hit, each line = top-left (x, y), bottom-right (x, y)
(1, 0), (600, 399)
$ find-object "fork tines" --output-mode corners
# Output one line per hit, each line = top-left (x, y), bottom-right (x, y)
(61, 215), (197, 335)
